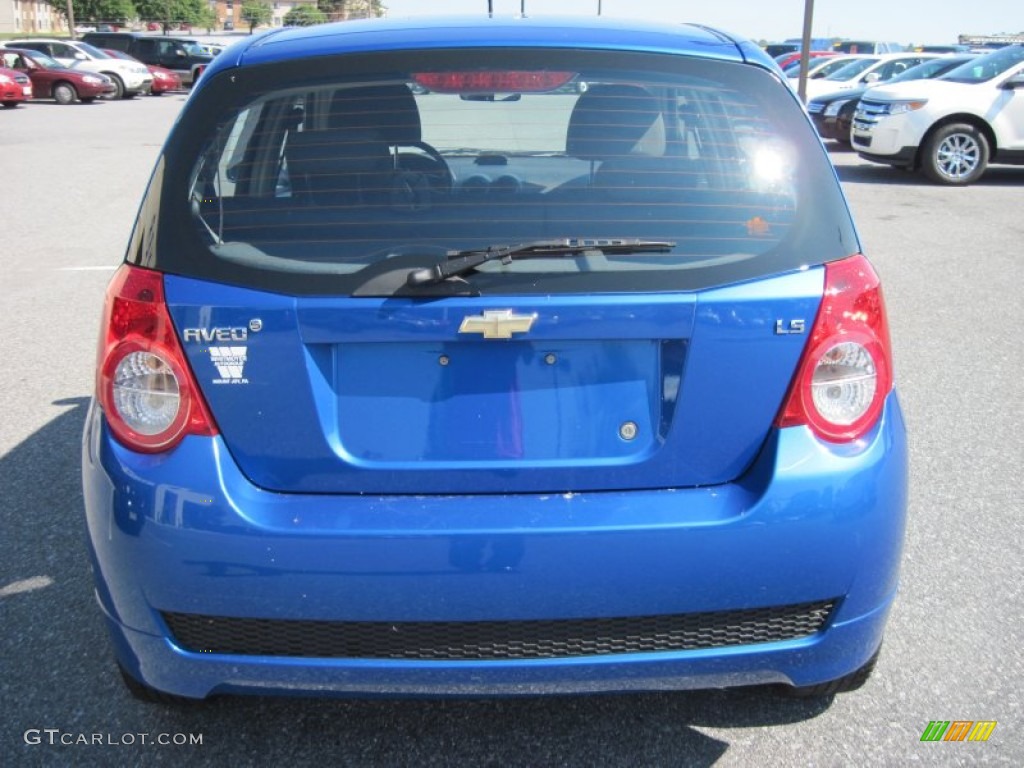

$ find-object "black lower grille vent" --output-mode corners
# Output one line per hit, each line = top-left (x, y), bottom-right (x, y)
(162, 600), (834, 660)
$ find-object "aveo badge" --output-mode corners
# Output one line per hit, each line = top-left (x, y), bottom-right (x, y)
(182, 319), (262, 385)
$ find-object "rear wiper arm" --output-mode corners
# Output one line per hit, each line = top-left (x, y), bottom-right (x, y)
(406, 238), (675, 287)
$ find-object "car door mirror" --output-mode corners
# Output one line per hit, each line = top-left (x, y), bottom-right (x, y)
(863, 72), (881, 84)
(1000, 73), (1024, 90)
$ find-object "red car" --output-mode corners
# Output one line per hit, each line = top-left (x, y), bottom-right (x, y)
(775, 51), (838, 71)
(0, 64), (32, 107)
(0, 48), (116, 104)
(103, 49), (183, 95)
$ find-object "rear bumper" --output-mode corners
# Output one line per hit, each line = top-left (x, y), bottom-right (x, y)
(82, 394), (908, 699)
(810, 112), (850, 143)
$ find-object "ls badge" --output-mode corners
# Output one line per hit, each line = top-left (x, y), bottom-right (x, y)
(775, 319), (806, 335)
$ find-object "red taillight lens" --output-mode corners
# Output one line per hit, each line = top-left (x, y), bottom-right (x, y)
(96, 265), (217, 453)
(776, 254), (893, 442)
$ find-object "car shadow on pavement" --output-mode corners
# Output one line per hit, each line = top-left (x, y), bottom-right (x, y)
(2, 397), (833, 767)
(832, 156), (1024, 187)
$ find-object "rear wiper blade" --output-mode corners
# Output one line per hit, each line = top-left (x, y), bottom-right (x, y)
(406, 238), (675, 287)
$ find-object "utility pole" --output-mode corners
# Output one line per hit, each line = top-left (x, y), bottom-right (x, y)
(797, 0), (815, 103)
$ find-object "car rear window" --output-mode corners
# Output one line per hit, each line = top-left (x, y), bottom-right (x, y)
(141, 48), (858, 295)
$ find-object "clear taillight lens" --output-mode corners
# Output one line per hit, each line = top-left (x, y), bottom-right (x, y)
(111, 351), (182, 435)
(810, 341), (878, 425)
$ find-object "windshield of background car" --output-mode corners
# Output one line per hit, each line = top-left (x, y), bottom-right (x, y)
(824, 58), (881, 81)
(147, 47), (858, 296)
(20, 51), (59, 69)
(805, 57), (861, 78)
(940, 45), (1024, 83)
(76, 42), (111, 59)
(889, 55), (974, 82)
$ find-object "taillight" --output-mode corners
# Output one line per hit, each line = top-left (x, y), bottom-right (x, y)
(96, 265), (217, 453)
(776, 254), (893, 442)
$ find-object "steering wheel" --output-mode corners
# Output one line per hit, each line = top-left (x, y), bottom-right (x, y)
(395, 142), (454, 193)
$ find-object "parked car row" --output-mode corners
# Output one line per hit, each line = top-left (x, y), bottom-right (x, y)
(803, 45), (1024, 185)
(0, 38), (151, 99)
(0, 32), (216, 107)
(800, 52), (943, 100)
(807, 55), (976, 144)
(81, 31), (213, 86)
(765, 38), (910, 59)
(0, 49), (116, 105)
(852, 45), (1024, 184)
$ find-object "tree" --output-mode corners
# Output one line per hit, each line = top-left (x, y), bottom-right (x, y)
(284, 5), (327, 27)
(43, 0), (135, 27)
(240, 1), (272, 34)
(133, 0), (209, 33)
(316, 0), (384, 23)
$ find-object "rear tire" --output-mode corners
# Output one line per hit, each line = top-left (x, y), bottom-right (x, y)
(53, 82), (77, 105)
(781, 646), (881, 698)
(921, 122), (989, 186)
(2, 101), (20, 108)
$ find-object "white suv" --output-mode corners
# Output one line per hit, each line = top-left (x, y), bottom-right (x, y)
(0, 38), (151, 99)
(851, 45), (1024, 184)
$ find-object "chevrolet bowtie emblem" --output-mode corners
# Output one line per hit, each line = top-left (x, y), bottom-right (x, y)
(458, 310), (537, 339)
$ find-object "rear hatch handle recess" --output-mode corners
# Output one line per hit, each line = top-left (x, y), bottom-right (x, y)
(406, 238), (676, 287)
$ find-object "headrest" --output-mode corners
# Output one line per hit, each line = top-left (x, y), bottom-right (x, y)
(566, 85), (661, 161)
(329, 84), (422, 145)
(288, 129), (389, 171)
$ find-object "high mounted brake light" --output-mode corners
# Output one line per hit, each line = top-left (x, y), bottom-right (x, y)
(776, 254), (894, 442)
(96, 265), (217, 453)
(412, 71), (575, 93)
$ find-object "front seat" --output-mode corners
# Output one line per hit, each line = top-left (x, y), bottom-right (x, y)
(566, 84), (704, 194)
(329, 83), (451, 190)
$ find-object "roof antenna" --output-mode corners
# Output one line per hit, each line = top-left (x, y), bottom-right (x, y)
(487, 0), (493, 17)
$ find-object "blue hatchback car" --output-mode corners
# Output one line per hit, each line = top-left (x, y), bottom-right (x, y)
(82, 15), (907, 701)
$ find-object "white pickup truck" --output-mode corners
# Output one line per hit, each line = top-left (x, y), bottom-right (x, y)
(851, 45), (1024, 184)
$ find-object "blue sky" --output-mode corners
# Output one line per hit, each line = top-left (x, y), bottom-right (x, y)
(381, 1), (1021, 47)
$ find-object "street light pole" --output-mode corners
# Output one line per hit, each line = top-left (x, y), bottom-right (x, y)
(797, 0), (815, 103)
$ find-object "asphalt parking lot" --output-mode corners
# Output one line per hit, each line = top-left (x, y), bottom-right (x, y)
(1, 93), (1021, 767)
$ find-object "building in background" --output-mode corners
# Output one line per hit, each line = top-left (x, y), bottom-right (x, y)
(1, 0), (63, 34)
